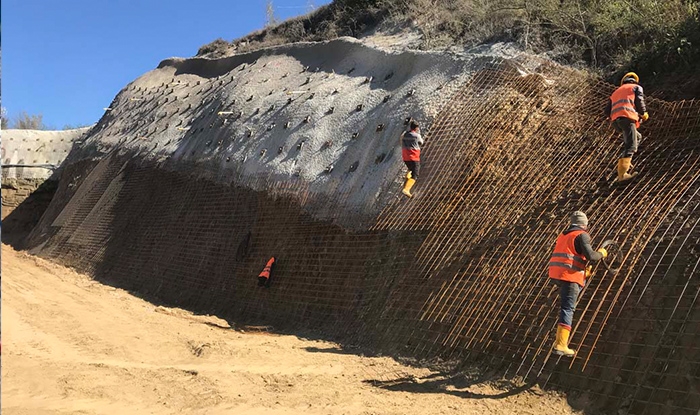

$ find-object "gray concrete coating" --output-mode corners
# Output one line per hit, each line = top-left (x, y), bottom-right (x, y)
(64, 37), (535, 228)
(2, 128), (90, 179)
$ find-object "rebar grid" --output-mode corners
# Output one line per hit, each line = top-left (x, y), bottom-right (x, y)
(22, 60), (700, 414)
(369, 62), (700, 413)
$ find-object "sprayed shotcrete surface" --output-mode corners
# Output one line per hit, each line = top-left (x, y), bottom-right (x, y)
(1, 128), (90, 244)
(12, 38), (700, 415)
(69, 37), (488, 228)
(1, 128), (89, 179)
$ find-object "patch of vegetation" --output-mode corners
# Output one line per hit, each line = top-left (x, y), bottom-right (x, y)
(1, 107), (9, 130)
(10, 111), (48, 130)
(196, 38), (232, 59)
(198, 0), (700, 98)
(197, 0), (390, 56)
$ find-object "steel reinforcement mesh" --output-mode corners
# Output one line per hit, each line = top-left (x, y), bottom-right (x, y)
(22, 61), (700, 414)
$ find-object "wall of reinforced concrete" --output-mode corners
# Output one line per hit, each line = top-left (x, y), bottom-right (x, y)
(1, 127), (88, 179)
(14, 51), (700, 415)
(1, 127), (89, 244)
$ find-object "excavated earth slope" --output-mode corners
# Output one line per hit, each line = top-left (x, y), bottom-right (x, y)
(58, 37), (479, 228)
(10, 38), (700, 415)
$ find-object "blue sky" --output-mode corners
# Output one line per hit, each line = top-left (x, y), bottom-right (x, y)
(2, 0), (330, 129)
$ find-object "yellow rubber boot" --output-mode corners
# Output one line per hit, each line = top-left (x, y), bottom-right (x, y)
(402, 178), (416, 198)
(553, 326), (576, 357)
(406, 171), (412, 180)
(617, 157), (637, 182)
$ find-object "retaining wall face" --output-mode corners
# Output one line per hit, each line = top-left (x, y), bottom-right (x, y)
(1, 128), (89, 241)
(1, 128), (88, 179)
(368, 65), (700, 414)
(25, 153), (422, 340)
(22, 56), (700, 414)
(64, 38), (476, 229)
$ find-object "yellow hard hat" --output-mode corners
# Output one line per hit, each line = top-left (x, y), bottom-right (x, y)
(621, 72), (639, 85)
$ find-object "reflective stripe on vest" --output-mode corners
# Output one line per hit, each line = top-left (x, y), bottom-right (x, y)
(549, 230), (588, 286)
(610, 84), (639, 122)
(550, 253), (587, 269)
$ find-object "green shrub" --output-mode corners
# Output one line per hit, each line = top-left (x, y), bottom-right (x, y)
(196, 0), (700, 96)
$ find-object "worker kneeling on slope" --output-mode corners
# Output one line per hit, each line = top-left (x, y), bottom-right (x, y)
(604, 72), (649, 182)
(548, 211), (608, 357)
(400, 120), (424, 198)
(258, 257), (276, 288)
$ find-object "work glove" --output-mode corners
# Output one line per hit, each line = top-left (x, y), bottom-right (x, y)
(597, 247), (608, 259)
(585, 266), (593, 279)
(641, 112), (649, 122)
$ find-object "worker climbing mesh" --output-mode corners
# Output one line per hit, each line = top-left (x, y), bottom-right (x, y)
(19, 59), (700, 415)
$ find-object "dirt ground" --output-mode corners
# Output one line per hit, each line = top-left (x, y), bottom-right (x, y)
(1, 244), (583, 415)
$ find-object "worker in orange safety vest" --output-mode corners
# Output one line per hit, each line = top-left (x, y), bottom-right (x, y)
(258, 257), (276, 287)
(548, 211), (608, 357)
(604, 72), (649, 182)
(400, 120), (424, 198)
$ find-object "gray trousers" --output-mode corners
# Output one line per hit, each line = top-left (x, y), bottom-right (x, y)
(613, 117), (642, 158)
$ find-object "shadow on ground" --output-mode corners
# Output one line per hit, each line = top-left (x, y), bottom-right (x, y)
(364, 370), (537, 400)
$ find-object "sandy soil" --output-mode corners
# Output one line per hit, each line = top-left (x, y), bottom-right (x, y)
(1, 244), (582, 415)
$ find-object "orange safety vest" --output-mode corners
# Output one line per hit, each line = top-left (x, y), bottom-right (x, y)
(609, 83), (640, 126)
(549, 230), (588, 287)
(258, 257), (275, 280)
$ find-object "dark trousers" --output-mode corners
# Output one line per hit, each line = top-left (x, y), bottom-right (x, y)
(404, 160), (420, 179)
(613, 117), (641, 158)
(556, 280), (581, 329)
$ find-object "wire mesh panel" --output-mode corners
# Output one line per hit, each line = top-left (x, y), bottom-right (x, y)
(23, 60), (700, 415)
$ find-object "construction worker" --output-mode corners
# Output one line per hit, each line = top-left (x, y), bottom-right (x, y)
(258, 257), (276, 287)
(548, 211), (608, 357)
(401, 120), (423, 198)
(604, 72), (649, 182)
